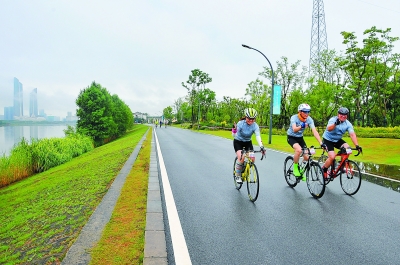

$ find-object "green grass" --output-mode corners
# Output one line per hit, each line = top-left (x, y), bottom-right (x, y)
(0, 125), (149, 265)
(196, 129), (400, 166)
(89, 129), (152, 264)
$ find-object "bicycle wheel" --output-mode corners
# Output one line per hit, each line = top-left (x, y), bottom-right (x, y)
(284, 156), (297, 187)
(340, 160), (362, 195)
(233, 157), (242, 190)
(306, 162), (325, 199)
(246, 163), (260, 202)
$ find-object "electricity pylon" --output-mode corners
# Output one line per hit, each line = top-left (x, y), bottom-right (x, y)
(309, 0), (328, 71)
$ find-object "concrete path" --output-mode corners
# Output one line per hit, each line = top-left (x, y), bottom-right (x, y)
(62, 128), (167, 264)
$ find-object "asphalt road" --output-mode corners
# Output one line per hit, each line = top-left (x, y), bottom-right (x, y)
(155, 126), (400, 265)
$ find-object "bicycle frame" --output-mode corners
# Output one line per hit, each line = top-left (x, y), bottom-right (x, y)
(321, 147), (361, 179)
(283, 146), (326, 199)
(233, 148), (265, 202)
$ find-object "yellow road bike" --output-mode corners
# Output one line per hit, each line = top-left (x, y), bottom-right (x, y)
(232, 148), (265, 202)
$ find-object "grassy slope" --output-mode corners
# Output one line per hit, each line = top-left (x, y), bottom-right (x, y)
(0, 125), (149, 265)
(89, 129), (152, 264)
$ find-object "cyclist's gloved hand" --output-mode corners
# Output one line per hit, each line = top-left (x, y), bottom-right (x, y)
(356, 145), (362, 152)
(300, 122), (306, 128)
(320, 143), (327, 150)
(260, 146), (266, 155)
(334, 118), (341, 125)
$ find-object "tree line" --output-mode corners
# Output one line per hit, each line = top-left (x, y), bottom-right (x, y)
(165, 26), (400, 129)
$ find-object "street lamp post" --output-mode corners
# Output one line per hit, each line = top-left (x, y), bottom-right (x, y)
(242, 44), (274, 144)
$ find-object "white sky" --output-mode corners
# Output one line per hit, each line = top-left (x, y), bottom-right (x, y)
(1, 0), (399, 117)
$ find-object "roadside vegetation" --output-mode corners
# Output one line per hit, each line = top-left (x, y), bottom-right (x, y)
(0, 125), (148, 265)
(89, 128), (151, 264)
(0, 131), (93, 188)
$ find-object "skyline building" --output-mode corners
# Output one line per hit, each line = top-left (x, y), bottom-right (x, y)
(29, 88), (38, 117)
(13, 77), (23, 117)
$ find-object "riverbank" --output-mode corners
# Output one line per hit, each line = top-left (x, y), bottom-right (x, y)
(0, 125), (149, 264)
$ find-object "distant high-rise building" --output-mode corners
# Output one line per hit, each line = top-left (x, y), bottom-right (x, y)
(29, 88), (38, 117)
(13, 77), (23, 117)
(4, 107), (14, 120)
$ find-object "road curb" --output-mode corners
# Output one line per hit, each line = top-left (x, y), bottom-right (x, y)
(143, 128), (168, 264)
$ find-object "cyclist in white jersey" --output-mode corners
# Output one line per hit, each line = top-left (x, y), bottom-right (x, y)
(232, 108), (266, 184)
(287, 103), (325, 181)
(321, 107), (362, 177)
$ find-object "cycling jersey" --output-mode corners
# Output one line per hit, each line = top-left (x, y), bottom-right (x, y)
(286, 114), (316, 137)
(322, 117), (355, 142)
(234, 120), (260, 142)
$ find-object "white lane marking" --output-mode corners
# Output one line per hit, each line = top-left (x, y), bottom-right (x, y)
(154, 130), (192, 265)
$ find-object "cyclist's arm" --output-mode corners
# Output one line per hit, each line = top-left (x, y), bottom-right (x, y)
(311, 127), (323, 145)
(349, 131), (359, 147)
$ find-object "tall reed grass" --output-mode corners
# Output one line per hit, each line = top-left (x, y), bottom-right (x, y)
(0, 133), (93, 188)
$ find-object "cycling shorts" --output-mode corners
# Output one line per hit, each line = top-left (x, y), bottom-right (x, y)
(322, 138), (346, 152)
(233, 139), (254, 152)
(287, 135), (307, 148)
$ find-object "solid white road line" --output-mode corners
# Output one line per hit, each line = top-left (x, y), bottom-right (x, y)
(154, 130), (192, 265)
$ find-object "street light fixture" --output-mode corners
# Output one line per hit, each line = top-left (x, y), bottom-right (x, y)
(242, 44), (274, 144)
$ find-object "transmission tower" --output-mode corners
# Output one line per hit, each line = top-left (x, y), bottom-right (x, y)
(309, 0), (328, 71)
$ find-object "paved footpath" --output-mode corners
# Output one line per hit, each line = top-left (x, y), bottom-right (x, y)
(62, 128), (167, 265)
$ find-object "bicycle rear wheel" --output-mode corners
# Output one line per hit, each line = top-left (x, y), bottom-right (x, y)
(247, 163), (260, 202)
(306, 162), (325, 199)
(284, 156), (297, 187)
(233, 157), (242, 190)
(340, 160), (362, 195)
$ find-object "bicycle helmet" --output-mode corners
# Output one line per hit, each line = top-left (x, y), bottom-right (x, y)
(298, 103), (311, 112)
(245, 108), (258, 119)
(338, 107), (349, 115)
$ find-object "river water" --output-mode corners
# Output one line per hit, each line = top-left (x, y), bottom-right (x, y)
(0, 125), (70, 156)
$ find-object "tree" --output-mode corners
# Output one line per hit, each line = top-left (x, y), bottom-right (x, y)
(181, 69), (212, 128)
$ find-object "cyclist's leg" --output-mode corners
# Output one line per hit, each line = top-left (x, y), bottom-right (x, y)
(287, 136), (301, 177)
(321, 138), (336, 177)
(233, 139), (245, 183)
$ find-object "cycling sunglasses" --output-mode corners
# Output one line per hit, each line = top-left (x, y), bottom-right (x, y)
(301, 110), (310, 114)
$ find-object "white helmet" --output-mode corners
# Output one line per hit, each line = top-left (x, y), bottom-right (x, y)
(298, 103), (311, 112)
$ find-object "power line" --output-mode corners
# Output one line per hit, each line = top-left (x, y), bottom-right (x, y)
(354, 0), (400, 14)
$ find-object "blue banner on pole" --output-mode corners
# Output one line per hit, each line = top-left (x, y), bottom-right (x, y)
(273, 85), (281, 115)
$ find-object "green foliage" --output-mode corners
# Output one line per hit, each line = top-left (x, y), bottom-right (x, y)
(0, 133), (93, 187)
(76, 81), (133, 146)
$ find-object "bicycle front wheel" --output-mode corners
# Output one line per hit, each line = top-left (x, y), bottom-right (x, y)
(233, 157), (242, 190)
(284, 156), (297, 187)
(246, 163), (260, 202)
(340, 160), (362, 195)
(306, 162), (325, 199)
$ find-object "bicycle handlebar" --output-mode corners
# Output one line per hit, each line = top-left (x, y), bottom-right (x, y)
(240, 148), (266, 161)
(319, 146), (362, 157)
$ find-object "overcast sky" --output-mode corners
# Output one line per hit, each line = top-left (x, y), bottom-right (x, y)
(1, 0), (399, 117)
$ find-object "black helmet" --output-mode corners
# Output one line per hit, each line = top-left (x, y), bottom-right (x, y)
(338, 107), (349, 115)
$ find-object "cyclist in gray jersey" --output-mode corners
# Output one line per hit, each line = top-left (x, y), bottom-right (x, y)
(321, 107), (362, 177)
(232, 108), (266, 184)
(287, 103), (325, 180)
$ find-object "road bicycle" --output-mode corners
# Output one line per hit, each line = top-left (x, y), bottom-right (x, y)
(318, 147), (362, 196)
(283, 146), (325, 199)
(232, 148), (265, 202)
